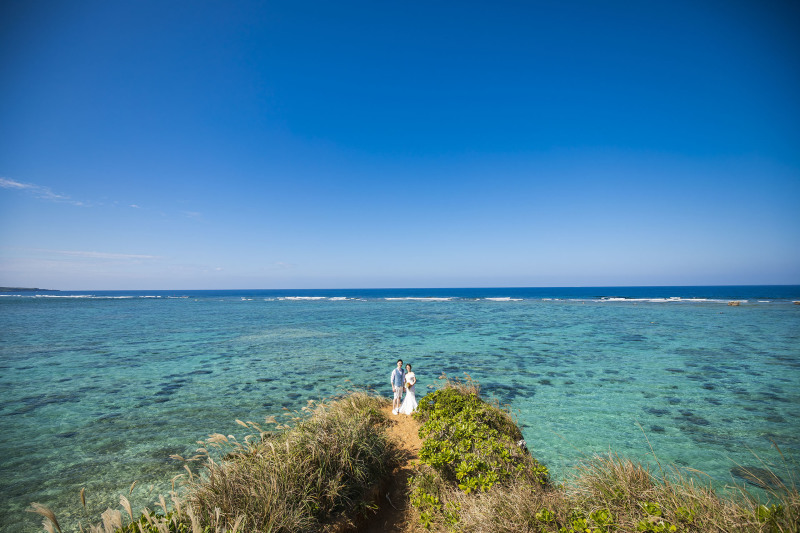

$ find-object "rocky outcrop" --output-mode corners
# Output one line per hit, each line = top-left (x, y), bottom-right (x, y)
(730, 466), (784, 490)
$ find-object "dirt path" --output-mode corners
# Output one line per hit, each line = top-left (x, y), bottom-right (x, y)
(361, 406), (422, 533)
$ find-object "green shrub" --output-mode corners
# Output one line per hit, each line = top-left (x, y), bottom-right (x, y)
(409, 379), (550, 529)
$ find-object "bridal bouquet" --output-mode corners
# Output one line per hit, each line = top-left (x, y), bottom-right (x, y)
(405, 381), (412, 390)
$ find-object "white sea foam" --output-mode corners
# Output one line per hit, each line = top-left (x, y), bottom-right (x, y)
(484, 297), (522, 301)
(36, 294), (97, 298)
(384, 296), (453, 302)
(384, 297), (453, 301)
(328, 297), (349, 301)
(6, 294), (175, 300)
(279, 296), (327, 301)
(597, 297), (734, 303)
(598, 297), (674, 302)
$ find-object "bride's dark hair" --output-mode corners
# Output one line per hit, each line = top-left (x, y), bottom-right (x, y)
(406, 363), (412, 369)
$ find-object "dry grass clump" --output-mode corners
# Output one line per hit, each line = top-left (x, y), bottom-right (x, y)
(186, 391), (400, 532)
(409, 456), (798, 532)
(408, 480), (569, 533)
(564, 454), (799, 533)
(435, 373), (481, 397)
(55, 391), (400, 533)
(27, 502), (63, 533)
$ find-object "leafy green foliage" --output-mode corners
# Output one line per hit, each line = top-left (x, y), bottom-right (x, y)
(409, 382), (551, 529)
(635, 501), (677, 532)
(589, 508), (614, 532)
(554, 508), (617, 533)
(635, 517), (677, 532)
(565, 509), (588, 531)
(674, 506), (695, 524)
(640, 501), (662, 517)
(536, 508), (556, 523)
(755, 503), (784, 531)
(415, 387), (548, 496)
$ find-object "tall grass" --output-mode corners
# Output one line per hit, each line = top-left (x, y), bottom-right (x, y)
(187, 392), (400, 532)
(564, 454), (798, 532)
(56, 391), (400, 533)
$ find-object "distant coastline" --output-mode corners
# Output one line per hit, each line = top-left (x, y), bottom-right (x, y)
(0, 287), (58, 292)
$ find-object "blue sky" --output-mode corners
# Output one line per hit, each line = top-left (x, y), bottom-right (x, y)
(1, 0), (798, 289)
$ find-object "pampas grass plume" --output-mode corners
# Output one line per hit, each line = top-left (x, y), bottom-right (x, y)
(119, 495), (133, 521)
(27, 503), (62, 533)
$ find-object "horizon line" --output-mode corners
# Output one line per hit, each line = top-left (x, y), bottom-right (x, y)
(5, 283), (799, 292)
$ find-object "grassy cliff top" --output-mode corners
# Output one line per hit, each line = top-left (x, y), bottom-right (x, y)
(34, 380), (798, 532)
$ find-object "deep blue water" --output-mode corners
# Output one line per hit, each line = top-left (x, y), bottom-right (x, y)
(27, 285), (800, 301)
(1, 286), (798, 531)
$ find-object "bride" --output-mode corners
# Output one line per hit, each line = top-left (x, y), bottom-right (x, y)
(398, 363), (417, 415)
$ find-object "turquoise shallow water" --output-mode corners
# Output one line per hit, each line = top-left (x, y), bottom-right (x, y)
(1, 287), (799, 532)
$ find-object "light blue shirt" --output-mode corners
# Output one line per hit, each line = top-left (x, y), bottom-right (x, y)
(391, 367), (405, 388)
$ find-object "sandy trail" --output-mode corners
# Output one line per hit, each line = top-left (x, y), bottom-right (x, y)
(361, 405), (422, 533)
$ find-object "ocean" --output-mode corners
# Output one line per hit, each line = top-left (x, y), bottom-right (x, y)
(1, 286), (799, 532)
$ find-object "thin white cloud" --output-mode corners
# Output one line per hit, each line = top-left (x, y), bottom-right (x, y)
(0, 178), (35, 190)
(0, 177), (85, 206)
(52, 250), (161, 260)
(1, 178), (205, 217)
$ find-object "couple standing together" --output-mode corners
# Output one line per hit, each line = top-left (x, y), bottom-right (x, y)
(390, 359), (417, 415)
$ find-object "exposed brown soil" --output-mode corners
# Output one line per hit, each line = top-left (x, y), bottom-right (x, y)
(360, 405), (422, 533)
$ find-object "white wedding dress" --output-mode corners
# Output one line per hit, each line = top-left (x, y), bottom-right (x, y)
(398, 372), (418, 415)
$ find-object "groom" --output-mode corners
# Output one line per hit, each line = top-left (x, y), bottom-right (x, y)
(390, 359), (405, 415)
